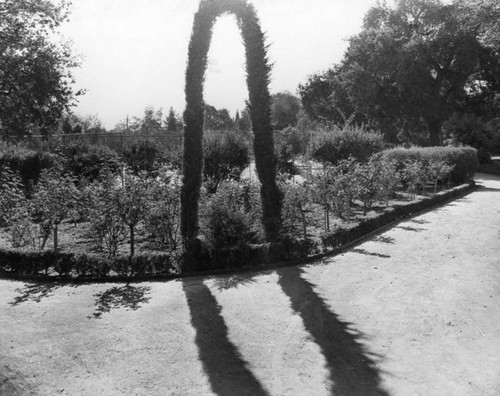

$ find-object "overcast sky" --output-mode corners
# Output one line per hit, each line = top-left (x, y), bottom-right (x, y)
(61, 0), (379, 129)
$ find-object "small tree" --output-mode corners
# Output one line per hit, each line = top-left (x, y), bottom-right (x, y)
(115, 172), (152, 257)
(31, 169), (79, 251)
(203, 131), (249, 193)
(146, 171), (181, 254)
(89, 175), (127, 256)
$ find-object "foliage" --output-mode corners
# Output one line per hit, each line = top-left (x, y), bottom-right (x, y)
(182, 0), (282, 251)
(0, 248), (175, 277)
(0, 143), (58, 196)
(145, 171), (181, 254)
(276, 126), (309, 156)
(353, 158), (399, 214)
(88, 175), (127, 256)
(443, 113), (500, 160)
(61, 141), (121, 182)
(281, 181), (312, 239)
(114, 172), (153, 257)
(299, 0), (499, 146)
(122, 139), (165, 175)
(308, 126), (384, 166)
(380, 146), (478, 185)
(0, 166), (26, 226)
(203, 130), (250, 193)
(203, 181), (261, 250)
(31, 168), (79, 250)
(0, 0), (81, 139)
(271, 91), (301, 130)
(204, 104), (235, 131)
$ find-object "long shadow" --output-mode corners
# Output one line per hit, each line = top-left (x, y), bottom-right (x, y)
(10, 282), (77, 305)
(277, 266), (388, 396)
(90, 284), (151, 319)
(395, 225), (425, 232)
(212, 272), (262, 291)
(182, 278), (269, 396)
(372, 236), (395, 244)
(351, 248), (391, 259)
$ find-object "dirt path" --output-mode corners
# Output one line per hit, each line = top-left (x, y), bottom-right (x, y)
(1, 173), (499, 396)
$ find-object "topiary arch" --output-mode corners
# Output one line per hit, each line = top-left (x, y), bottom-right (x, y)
(181, 0), (283, 247)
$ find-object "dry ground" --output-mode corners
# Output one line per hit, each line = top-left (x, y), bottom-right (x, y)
(1, 173), (499, 396)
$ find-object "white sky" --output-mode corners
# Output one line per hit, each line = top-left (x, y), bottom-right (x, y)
(61, 0), (379, 129)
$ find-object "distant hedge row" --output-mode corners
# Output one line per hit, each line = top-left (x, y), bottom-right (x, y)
(379, 146), (478, 185)
(0, 249), (175, 279)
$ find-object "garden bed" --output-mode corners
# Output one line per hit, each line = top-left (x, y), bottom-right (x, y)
(0, 181), (475, 281)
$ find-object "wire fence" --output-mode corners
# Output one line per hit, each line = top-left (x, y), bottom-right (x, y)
(28, 132), (183, 153)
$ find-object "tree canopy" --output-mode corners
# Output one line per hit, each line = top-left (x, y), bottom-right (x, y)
(0, 0), (81, 140)
(299, 0), (500, 146)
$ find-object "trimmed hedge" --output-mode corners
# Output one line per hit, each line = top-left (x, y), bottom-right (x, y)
(0, 249), (175, 279)
(0, 145), (58, 195)
(322, 181), (474, 249)
(308, 127), (385, 165)
(379, 146), (478, 185)
(61, 142), (121, 181)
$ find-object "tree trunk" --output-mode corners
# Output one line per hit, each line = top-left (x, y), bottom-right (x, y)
(427, 119), (442, 146)
(130, 225), (135, 257)
(53, 225), (58, 252)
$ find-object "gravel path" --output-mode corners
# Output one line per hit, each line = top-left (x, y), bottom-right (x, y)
(1, 173), (499, 396)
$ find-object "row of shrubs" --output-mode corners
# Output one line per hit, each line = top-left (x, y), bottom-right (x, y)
(0, 249), (174, 278)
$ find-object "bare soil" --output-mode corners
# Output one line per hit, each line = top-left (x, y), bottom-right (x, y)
(1, 173), (500, 395)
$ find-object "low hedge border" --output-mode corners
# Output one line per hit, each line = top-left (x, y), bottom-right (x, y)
(0, 181), (475, 282)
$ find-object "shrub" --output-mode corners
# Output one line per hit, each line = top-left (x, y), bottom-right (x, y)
(379, 146), (478, 185)
(61, 142), (121, 182)
(281, 181), (312, 239)
(0, 143), (58, 196)
(88, 175), (127, 256)
(145, 173), (181, 254)
(308, 126), (384, 166)
(203, 130), (250, 193)
(122, 139), (166, 175)
(202, 180), (262, 250)
(311, 159), (358, 229)
(0, 248), (175, 278)
(31, 168), (79, 251)
(0, 166), (26, 226)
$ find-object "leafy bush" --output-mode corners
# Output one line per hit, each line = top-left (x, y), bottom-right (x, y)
(202, 181), (262, 250)
(88, 175), (127, 256)
(203, 130), (249, 193)
(145, 172), (181, 254)
(122, 139), (166, 175)
(276, 126), (309, 156)
(353, 158), (400, 214)
(308, 126), (384, 165)
(0, 166), (26, 226)
(31, 168), (79, 251)
(61, 142), (121, 182)
(0, 143), (58, 196)
(379, 146), (477, 185)
(281, 181), (312, 239)
(0, 248), (175, 277)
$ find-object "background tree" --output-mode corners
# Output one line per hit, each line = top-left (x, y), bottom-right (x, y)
(166, 107), (179, 133)
(299, 0), (499, 146)
(204, 104), (235, 131)
(0, 0), (81, 140)
(271, 91), (301, 130)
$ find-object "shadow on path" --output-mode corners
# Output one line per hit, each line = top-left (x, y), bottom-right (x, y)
(182, 278), (269, 396)
(351, 248), (391, 259)
(9, 282), (77, 305)
(372, 236), (395, 244)
(90, 284), (151, 319)
(277, 266), (388, 396)
(396, 225), (425, 232)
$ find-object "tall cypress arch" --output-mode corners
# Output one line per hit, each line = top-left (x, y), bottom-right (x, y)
(181, 0), (283, 246)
